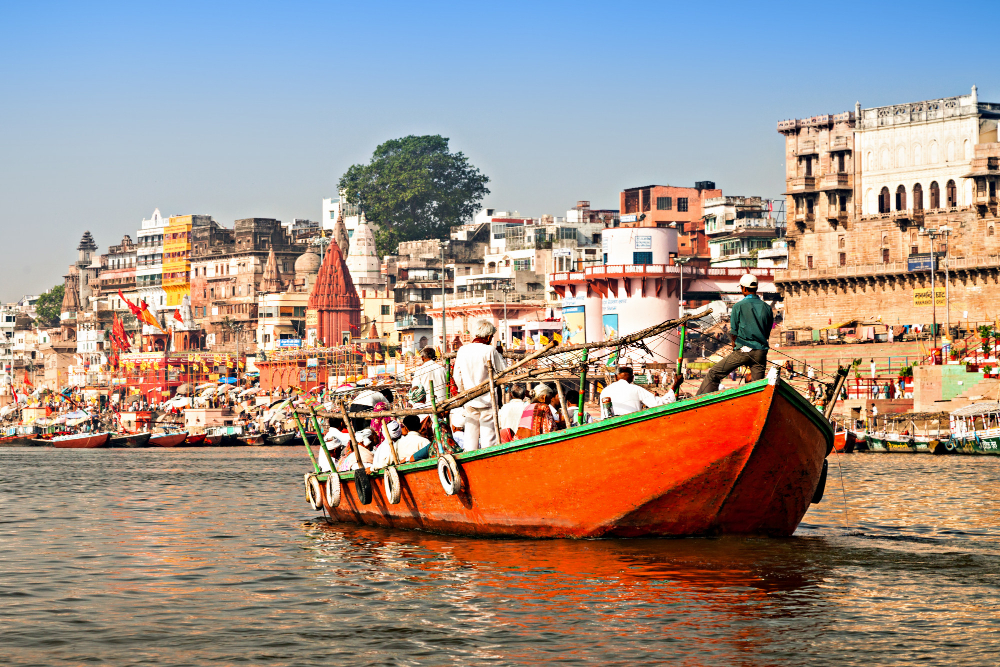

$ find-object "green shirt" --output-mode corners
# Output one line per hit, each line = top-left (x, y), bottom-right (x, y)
(730, 294), (773, 350)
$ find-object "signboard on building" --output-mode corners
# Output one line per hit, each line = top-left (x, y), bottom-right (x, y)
(305, 310), (318, 327)
(913, 287), (945, 307)
(620, 214), (638, 223)
(562, 305), (586, 345)
(306, 358), (318, 367)
(553, 248), (572, 257)
(277, 338), (302, 348)
(635, 235), (652, 249)
(907, 252), (944, 272)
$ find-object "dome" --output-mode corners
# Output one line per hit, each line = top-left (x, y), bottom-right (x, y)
(295, 249), (321, 275)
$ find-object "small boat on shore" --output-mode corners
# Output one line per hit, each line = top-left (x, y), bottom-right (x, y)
(150, 432), (189, 447)
(304, 377), (831, 539)
(240, 433), (267, 446)
(108, 432), (153, 448)
(51, 432), (111, 448)
(264, 431), (297, 446)
(945, 402), (1000, 455)
(0, 425), (39, 447)
(204, 425), (242, 446)
(185, 433), (207, 446)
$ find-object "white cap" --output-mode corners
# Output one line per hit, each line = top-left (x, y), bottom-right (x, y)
(739, 274), (758, 289)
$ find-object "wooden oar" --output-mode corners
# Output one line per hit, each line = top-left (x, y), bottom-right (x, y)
(337, 399), (372, 504)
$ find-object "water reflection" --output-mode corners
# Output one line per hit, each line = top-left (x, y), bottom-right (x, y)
(0, 448), (997, 666)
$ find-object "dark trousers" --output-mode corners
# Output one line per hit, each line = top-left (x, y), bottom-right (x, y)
(696, 348), (769, 395)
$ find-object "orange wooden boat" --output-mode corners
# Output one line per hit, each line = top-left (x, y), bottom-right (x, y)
(306, 377), (832, 538)
(51, 432), (111, 448)
(185, 433), (207, 446)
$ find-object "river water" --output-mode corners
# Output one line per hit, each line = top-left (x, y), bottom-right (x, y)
(0, 448), (997, 666)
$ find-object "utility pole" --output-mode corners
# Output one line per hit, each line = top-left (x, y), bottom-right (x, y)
(499, 281), (513, 345)
(675, 256), (691, 317)
(922, 228), (940, 352)
(941, 225), (952, 341)
(440, 240), (448, 353)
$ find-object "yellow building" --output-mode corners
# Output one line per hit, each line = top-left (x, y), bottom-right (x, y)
(162, 215), (213, 306)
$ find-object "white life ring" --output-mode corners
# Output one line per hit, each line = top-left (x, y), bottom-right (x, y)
(437, 454), (462, 496)
(325, 473), (342, 508)
(384, 466), (401, 504)
(306, 474), (323, 511)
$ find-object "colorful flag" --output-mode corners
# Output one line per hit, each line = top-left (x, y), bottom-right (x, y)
(539, 334), (550, 345)
(374, 352), (383, 361)
(525, 335), (535, 347)
(552, 332), (563, 344)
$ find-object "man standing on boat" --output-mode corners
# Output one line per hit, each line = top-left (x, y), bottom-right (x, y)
(453, 320), (507, 449)
(696, 274), (774, 395)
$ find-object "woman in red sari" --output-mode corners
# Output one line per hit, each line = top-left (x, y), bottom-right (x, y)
(515, 384), (557, 439)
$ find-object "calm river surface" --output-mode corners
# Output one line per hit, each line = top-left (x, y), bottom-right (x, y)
(1, 448), (997, 666)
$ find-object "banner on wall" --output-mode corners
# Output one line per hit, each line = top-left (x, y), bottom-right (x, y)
(562, 305), (586, 345)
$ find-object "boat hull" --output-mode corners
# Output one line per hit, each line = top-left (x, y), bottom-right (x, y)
(52, 433), (111, 449)
(185, 433), (207, 446)
(150, 432), (189, 447)
(314, 379), (831, 539)
(0, 434), (38, 447)
(108, 432), (153, 448)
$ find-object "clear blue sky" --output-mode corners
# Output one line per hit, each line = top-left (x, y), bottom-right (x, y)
(0, 1), (991, 301)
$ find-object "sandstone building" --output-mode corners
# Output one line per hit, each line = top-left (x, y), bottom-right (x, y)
(776, 87), (1000, 330)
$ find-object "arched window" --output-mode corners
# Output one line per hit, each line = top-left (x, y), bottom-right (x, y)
(964, 139), (972, 160)
(990, 226), (995, 237)
(838, 236), (845, 249)
(897, 145), (906, 168)
(913, 183), (923, 210)
(931, 142), (939, 164)
(930, 181), (941, 208)
(947, 141), (955, 162)
(866, 151), (873, 170)
(896, 185), (907, 211)
(487, 261), (496, 272)
(913, 144), (922, 166)
(947, 180), (957, 207)
(879, 187), (891, 213)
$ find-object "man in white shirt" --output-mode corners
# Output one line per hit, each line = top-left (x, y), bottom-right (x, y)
(394, 415), (432, 463)
(600, 366), (662, 418)
(452, 320), (507, 449)
(411, 347), (448, 405)
(498, 385), (528, 432)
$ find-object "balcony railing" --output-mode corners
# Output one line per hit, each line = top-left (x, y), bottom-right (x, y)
(776, 255), (1000, 282)
(395, 314), (433, 329)
(830, 136), (852, 150)
(820, 173), (851, 189)
(789, 177), (816, 191)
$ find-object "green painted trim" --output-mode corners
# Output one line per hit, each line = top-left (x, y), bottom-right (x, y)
(329, 378), (790, 482)
(774, 379), (835, 449)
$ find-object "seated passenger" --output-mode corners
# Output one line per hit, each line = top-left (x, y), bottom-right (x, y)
(450, 408), (468, 451)
(564, 389), (594, 425)
(600, 366), (662, 418)
(515, 385), (557, 439)
(397, 415), (432, 463)
(498, 385), (528, 433)
(370, 420), (403, 470)
(548, 389), (567, 430)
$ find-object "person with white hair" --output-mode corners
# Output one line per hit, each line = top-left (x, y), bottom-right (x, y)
(452, 320), (507, 449)
(515, 384), (557, 439)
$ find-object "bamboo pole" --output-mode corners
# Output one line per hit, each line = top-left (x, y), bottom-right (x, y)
(293, 411), (321, 474)
(554, 379), (571, 429)
(337, 399), (366, 471)
(486, 359), (502, 439)
(577, 348), (588, 426)
(308, 406), (337, 472)
(381, 422), (400, 466)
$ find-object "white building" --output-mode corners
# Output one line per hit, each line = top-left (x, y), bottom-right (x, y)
(858, 86), (1000, 216)
(322, 194), (367, 239)
(136, 208), (168, 311)
(0, 306), (15, 390)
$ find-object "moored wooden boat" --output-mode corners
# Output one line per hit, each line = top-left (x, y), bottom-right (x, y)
(51, 432), (112, 448)
(185, 433), (207, 446)
(240, 433), (267, 446)
(264, 431), (297, 446)
(0, 433), (38, 447)
(308, 377), (831, 539)
(149, 432), (189, 447)
(832, 430), (856, 453)
(108, 432), (153, 448)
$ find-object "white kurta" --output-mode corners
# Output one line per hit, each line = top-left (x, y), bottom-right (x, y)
(599, 379), (662, 418)
(453, 343), (507, 409)
(411, 360), (448, 403)
(498, 399), (527, 431)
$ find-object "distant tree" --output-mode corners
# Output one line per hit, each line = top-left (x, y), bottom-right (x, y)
(34, 284), (64, 327)
(338, 135), (490, 257)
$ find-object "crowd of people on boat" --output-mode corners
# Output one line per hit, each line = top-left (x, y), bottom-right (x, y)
(315, 320), (690, 475)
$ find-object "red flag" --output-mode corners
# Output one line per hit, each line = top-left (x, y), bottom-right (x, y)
(23, 372), (32, 386)
(173, 309), (184, 323)
(118, 290), (142, 317)
(138, 300), (167, 334)
(11, 386), (17, 404)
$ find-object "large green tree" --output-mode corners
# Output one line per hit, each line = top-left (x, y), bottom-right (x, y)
(338, 135), (490, 256)
(34, 284), (65, 327)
